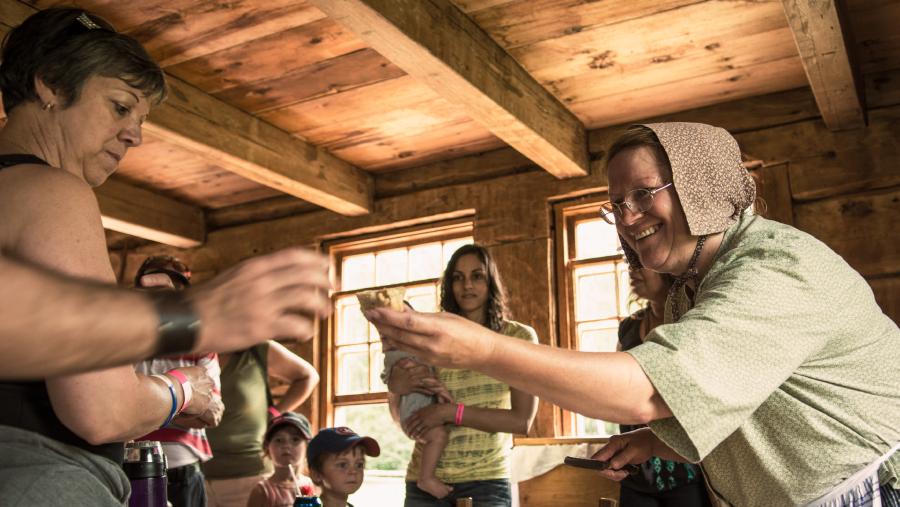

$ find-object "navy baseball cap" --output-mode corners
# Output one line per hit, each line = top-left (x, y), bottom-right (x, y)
(264, 412), (313, 442)
(307, 427), (380, 468)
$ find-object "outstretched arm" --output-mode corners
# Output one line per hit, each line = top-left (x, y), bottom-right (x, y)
(0, 248), (333, 380)
(367, 309), (671, 424)
(0, 255), (157, 378)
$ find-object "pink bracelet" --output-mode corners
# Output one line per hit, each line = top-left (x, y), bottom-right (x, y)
(454, 403), (465, 426)
(167, 369), (192, 413)
(268, 407), (282, 419)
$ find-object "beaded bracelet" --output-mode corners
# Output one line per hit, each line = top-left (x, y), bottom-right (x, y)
(152, 374), (178, 428)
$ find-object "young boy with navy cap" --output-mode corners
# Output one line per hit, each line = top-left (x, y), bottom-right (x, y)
(307, 427), (380, 507)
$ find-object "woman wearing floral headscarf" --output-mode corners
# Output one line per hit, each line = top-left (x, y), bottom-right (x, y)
(363, 122), (900, 507)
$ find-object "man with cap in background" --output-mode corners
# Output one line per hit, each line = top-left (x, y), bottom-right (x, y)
(134, 255), (223, 507)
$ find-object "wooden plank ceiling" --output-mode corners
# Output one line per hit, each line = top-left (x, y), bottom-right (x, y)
(7, 0), (900, 245)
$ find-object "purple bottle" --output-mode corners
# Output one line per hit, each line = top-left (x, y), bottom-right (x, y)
(123, 440), (168, 507)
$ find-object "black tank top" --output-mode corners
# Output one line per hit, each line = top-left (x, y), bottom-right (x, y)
(0, 153), (125, 465)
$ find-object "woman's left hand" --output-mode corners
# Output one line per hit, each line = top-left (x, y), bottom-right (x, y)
(403, 403), (453, 441)
(590, 427), (660, 481)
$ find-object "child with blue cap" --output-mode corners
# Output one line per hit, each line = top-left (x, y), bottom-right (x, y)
(307, 427), (380, 507)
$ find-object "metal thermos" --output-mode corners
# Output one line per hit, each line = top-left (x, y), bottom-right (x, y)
(123, 441), (168, 507)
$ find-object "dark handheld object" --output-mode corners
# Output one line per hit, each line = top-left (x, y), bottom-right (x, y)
(294, 497), (322, 507)
(564, 456), (640, 475)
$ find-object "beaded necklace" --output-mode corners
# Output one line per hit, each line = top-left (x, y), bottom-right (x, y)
(667, 234), (708, 322)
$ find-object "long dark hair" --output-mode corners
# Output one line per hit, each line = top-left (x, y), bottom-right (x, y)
(439, 244), (509, 332)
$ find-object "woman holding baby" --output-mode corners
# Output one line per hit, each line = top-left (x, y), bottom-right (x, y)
(384, 244), (538, 507)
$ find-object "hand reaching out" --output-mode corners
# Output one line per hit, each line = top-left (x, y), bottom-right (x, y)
(365, 309), (498, 370)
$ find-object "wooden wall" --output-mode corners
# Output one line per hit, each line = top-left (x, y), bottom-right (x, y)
(115, 84), (900, 437)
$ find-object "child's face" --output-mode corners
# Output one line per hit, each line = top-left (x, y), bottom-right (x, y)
(313, 445), (366, 497)
(266, 426), (308, 468)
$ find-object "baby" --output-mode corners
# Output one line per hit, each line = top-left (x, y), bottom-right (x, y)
(358, 288), (453, 499)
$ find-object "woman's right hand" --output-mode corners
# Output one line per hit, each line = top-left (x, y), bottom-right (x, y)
(170, 366), (214, 417)
(388, 358), (451, 402)
(365, 309), (498, 370)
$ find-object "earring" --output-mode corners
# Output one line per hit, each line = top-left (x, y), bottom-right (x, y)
(41, 102), (54, 111)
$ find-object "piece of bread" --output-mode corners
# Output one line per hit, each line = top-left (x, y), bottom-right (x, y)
(356, 287), (406, 312)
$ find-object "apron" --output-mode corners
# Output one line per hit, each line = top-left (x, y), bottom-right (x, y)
(699, 443), (899, 507)
(803, 443), (900, 507)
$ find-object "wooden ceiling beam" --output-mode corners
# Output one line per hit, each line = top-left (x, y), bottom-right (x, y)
(781, 0), (866, 130)
(95, 178), (205, 248)
(0, 1), (374, 217)
(309, 0), (589, 178)
(146, 75), (373, 216)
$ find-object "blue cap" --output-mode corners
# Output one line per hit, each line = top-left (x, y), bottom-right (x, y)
(307, 427), (380, 468)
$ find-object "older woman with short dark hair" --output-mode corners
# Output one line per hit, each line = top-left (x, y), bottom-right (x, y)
(366, 123), (900, 507)
(0, 9), (214, 505)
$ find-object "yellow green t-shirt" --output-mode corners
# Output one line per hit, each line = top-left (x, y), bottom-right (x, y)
(405, 320), (538, 483)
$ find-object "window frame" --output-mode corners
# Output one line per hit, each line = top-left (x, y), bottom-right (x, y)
(319, 219), (474, 428)
(552, 195), (632, 436)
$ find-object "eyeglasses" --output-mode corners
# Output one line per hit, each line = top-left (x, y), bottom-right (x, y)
(599, 183), (673, 224)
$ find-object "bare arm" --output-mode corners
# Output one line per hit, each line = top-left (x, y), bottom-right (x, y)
(245, 482), (267, 507)
(0, 247), (334, 381)
(464, 386), (537, 435)
(8, 169), (201, 443)
(368, 309), (671, 424)
(268, 340), (319, 414)
(0, 255), (158, 378)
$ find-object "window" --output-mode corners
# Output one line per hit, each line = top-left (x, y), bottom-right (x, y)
(324, 222), (473, 505)
(554, 199), (640, 436)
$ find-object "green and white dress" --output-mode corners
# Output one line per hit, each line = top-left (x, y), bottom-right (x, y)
(627, 212), (900, 506)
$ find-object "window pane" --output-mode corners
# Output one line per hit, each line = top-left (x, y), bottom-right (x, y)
(441, 238), (473, 267)
(375, 248), (408, 286)
(334, 403), (414, 472)
(577, 320), (620, 353)
(574, 218), (620, 259)
(575, 264), (618, 321)
(618, 262), (639, 316)
(342, 253), (374, 291)
(370, 342), (386, 393)
(408, 243), (442, 281)
(406, 284), (438, 313)
(336, 296), (369, 346)
(576, 414), (619, 437)
(336, 344), (369, 395)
